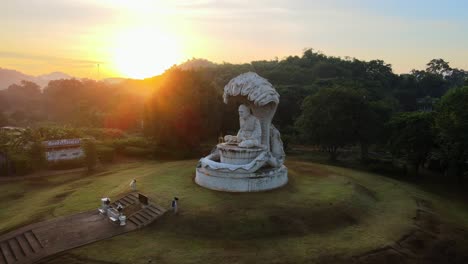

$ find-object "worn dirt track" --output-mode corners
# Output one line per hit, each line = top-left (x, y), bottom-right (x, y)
(352, 197), (468, 264)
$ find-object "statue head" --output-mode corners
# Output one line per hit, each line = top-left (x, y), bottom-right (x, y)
(238, 104), (251, 119)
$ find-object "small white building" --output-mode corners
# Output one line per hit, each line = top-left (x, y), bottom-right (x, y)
(43, 138), (84, 162)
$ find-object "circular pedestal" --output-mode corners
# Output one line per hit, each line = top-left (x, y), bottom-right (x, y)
(217, 143), (264, 165)
(195, 165), (288, 192)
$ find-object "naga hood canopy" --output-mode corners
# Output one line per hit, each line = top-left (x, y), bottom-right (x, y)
(223, 72), (280, 106)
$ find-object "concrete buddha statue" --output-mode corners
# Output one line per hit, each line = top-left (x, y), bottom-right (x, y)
(224, 104), (262, 148)
(196, 72), (288, 192)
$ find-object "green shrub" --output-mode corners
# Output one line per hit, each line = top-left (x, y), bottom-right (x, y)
(82, 139), (97, 172)
(37, 125), (82, 140)
(0, 164), (7, 176)
(96, 145), (115, 163)
(28, 141), (46, 170)
(8, 140), (47, 175)
(366, 159), (404, 175)
(281, 134), (292, 151)
(112, 137), (151, 150)
(47, 158), (85, 170)
(122, 146), (152, 158)
(10, 153), (33, 175)
(80, 128), (125, 140)
(109, 136), (155, 158)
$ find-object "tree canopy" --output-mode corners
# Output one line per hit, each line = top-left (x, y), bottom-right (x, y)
(435, 86), (468, 181)
(388, 112), (434, 175)
(295, 87), (369, 161)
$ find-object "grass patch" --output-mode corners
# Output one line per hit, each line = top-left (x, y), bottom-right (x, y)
(1, 158), (468, 263)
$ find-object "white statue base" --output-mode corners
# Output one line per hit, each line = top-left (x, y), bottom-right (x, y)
(195, 165), (288, 192)
(218, 143), (264, 165)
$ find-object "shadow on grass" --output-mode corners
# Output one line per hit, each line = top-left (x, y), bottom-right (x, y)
(151, 205), (360, 240)
(150, 180), (379, 241)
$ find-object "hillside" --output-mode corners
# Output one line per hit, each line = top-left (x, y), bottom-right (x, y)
(1, 157), (468, 263)
(177, 58), (217, 70)
(0, 68), (38, 90)
(0, 68), (73, 89)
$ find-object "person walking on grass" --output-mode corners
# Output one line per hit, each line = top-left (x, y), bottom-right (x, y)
(171, 197), (179, 214)
(130, 178), (137, 191)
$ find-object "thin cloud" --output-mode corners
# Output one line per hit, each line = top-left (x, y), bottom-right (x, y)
(0, 51), (104, 66)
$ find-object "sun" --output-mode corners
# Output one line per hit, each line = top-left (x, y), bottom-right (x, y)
(112, 28), (183, 79)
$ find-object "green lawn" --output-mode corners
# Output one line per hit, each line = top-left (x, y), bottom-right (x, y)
(1, 158), (468, 263)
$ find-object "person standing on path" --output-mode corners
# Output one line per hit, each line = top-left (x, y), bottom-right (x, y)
(130, 178), (137, 191)
(171, 197), (179, 214)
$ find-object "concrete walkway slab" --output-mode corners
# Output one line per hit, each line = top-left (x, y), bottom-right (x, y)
(0, 193), (166, 264)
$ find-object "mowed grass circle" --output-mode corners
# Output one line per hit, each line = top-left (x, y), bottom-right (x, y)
(0, 159), (421, 263)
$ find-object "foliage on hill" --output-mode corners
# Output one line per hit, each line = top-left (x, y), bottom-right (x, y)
(435, 86), (468, 182)
(387, 111), (434, 175)
(0, 49), (467, 179)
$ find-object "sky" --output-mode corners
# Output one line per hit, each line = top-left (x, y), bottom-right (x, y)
(1, 0), (467, 79)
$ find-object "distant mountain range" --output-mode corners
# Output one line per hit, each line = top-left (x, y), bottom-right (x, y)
(38, 71), (72, 82)
(0, 68), (73, 90)
(0, 58), (216, 90)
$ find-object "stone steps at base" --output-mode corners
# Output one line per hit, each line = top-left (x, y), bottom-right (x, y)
(0, 230), (44, 264)
(139, 210), (155, 219)
(127, 205), (166, 229)
(16, 235), (33, 256)
(127, 218), (140, 226)
(110, 193), (139, 209)
(7, 239), (24, 261)
(1, 241), (17, 264)
(136, 212), (150, 221)
(0, 193), (166, 264)
(148, 204), (164, 214)
(0, 242), (12, 264)
(24, 231), (43, 253)
(132, 214), (148, 224)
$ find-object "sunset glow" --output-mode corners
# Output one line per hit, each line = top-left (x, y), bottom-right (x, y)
(112, 28), (184, 79)
(0, 0), (467, 78)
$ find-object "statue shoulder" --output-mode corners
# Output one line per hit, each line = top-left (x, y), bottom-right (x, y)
(248, 114), (260, 123)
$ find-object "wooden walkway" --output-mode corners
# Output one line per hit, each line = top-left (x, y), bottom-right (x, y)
(0, 193), (166, 264)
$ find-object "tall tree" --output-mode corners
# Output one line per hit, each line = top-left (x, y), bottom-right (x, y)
(387, 112), (434, 176)
(295, 87), (368, 161)
(426, 59), (451, 76)
(146, 68), (222, 150)
(0, 112), (7, 127)
(5, 80), (42, 115)
(82, 139), (97, 173)
(356, 99), (393, 162)
(434, 86), (468, 184)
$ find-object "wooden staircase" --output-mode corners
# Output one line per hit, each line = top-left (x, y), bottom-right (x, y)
(109, 193), (139, 208)
(0, 192), (167, 264)
(127, 204), (166, 228)
(110, 192), (167, 229)
(0, 230), (44, 264)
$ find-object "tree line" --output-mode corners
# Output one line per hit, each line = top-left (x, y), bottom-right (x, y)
(0, 49), (467, 181)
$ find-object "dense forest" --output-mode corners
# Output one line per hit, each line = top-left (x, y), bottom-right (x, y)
(1, 49), (467, 182)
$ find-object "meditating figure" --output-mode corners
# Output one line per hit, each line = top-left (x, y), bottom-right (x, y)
(224, 104), (262, 148)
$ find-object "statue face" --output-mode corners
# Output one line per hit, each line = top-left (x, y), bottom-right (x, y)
(238, 105), (250, 119)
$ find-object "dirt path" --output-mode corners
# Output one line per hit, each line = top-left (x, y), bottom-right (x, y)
(353, 197), (468, 264)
